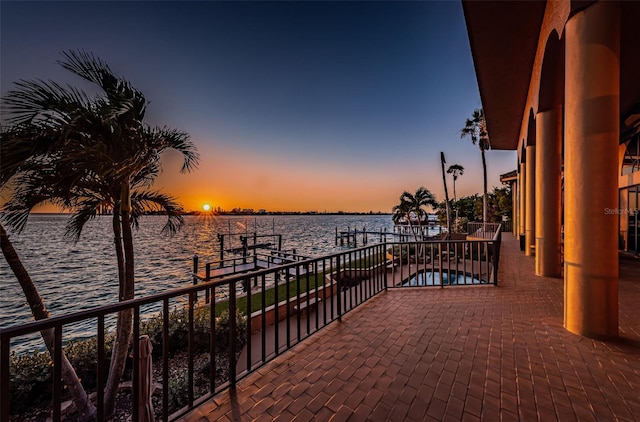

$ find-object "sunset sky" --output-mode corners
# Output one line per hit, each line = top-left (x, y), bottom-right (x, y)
(1, 1), (516, 213)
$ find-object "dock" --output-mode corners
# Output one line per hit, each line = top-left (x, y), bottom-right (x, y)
(335, 224), (444, 247)
(335, 226), (391, 247)
(192, 229), (313, 302)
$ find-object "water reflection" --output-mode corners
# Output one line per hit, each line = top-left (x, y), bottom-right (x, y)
(0, 214), (397, 329)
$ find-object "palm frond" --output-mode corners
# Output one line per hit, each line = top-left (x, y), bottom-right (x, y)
(2, 78), (92, 127)
(58, 50), (148, 122)
(58, 50), (115, 87)
(130, 189), (185, 236)
(63, 197), (102, 241)
(1, 171), (72, 232)
(143, 126), (200, 173)
(446, 164), (464, 174)
(461, 108), (490, 151)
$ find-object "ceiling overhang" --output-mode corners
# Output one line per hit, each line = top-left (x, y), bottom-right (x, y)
(462, 1), (546, 151)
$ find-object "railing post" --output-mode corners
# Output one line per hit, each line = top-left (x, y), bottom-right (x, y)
(493, 228), (502, 285)
(132, 308), (140, 421)
(253, 249), (258, 270)
(53, 326), (62, 422)
(162, 300), (169, 422)
(205, 263), (211, 304)
(97, 316), (105, 422)
(241, 236), (248, 265)
(336, 257), (342, 321)
(246, 277), (252, 372)
(383, 242), (388, 291)
(229, 279), (237, 387)
(193, 255), (199, 303)
(0, 333), (9, 422)
(218, 234), (224, 262)
(187, 294), (195, 406)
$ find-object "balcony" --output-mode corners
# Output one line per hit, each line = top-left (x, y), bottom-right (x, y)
(2, 229), (639, 421)
(179, 234), (640, 422)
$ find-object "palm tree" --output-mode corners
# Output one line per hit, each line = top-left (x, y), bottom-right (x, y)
(392, 196), (413, 239)
(461, 108), (490, 222)
(0, 126), (97, 420)
(392, 187), (436, 241)
(440, 152), (452, 235)
(446, 164), (464, 203)
(1, 50), (199, 418)
(447, 164), (464, 221)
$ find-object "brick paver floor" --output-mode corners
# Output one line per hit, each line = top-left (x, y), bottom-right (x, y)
(179, 234), (640, 421)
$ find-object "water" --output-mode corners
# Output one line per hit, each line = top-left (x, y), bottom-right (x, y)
(0, 214), (399, 332)
(403, 270), (485, 286)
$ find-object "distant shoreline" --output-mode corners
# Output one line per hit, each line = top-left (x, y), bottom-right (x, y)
(27, 211), (393, 216)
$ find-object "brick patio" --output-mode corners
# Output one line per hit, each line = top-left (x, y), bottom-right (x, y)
(178, 234), (640, 421)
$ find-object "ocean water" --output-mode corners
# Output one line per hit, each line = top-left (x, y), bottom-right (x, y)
(0, 213), (398, 332)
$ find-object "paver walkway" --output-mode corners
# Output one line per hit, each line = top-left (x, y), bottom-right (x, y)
(179, 234), (640, 421)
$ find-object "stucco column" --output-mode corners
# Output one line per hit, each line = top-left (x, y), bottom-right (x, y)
(525, 145), (536, 256)
(519, 162), (526, 239)
(515, 172), (520, 236)
(512, 181), (518, 236)
(535, 107), (563, 277)
(564, 1), (619, 338)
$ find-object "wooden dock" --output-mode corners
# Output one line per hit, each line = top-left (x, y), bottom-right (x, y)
(193, 229), (313, 292)
(335, 226), (391, 247)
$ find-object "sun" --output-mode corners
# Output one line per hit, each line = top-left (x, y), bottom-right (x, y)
(202, 204), (211, 211)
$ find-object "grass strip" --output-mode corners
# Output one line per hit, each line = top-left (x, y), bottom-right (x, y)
(210, 252), (386, 316)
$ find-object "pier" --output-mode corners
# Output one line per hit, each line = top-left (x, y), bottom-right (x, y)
(192, 229), (312, 302)
(335, 224), (444, 247)
(334, 226), (392, 247)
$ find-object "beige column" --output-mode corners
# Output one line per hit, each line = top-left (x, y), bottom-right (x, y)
(512, 181), (518, 236)
(564, 1), (619, 338)
(525, 145), (536, 256)
(519, 162), (526, 239)
(535, 107), (563, 277)
(515, 173), (520, 236)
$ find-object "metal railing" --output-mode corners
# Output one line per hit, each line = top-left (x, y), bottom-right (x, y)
(0, 244), (388, 422)
(466, 222), (502, 240)
(0, 225), (502, 421)
(387, 223), (502, 287)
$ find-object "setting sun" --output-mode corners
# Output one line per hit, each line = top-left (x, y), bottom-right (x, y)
(202, 204), (211, 211)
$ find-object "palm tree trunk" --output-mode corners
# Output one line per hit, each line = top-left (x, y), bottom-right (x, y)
(103, 186), (135, 418)
(0, 223), (96, 420)
(440, 152), (452, 236)
(112, 205), (125, 300)
(481, 148), (488, 223)
(453, 177), (458, 222)
(407, 214), (418, 242)
(453, 179), (457, 203)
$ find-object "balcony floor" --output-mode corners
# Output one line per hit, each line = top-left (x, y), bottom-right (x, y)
(179, 234), (640, 422)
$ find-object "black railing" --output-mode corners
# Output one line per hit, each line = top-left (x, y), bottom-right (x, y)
(0, 226), (502, 421)
(0, 244), (388, 422)
(387, 223), (502, 287)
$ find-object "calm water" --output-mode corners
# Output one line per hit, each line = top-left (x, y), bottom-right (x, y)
(404, 271), (485, 286)
(0, 214), (398, 332)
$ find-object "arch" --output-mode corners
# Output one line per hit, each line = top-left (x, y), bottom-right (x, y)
(538, 30), (565, 113)
(526, 108), (536, 147)
(570, 1), (598, 15)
